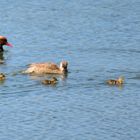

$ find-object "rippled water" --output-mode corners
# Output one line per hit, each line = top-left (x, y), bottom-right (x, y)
(0, 0), (140, 139)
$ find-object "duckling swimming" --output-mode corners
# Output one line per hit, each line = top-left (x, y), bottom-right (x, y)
(24, 61), (68, 75)
(41, 77), (58, 85)
(0, 73), (6, 81)
(0, 60), (4, 64)
(106, 77), (124, 86)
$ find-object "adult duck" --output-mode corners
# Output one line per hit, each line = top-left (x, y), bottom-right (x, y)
(0, 36), (13, 52)
(24, 61), (68, 74)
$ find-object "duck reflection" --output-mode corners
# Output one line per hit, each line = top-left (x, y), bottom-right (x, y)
(0, 52), (4, 64)
(29, 73), (68, 81)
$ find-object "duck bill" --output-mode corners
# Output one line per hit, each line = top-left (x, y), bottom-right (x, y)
(5, 42), (13, 47)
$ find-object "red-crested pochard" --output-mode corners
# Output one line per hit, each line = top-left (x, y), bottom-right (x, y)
(0, 36), (13, 52)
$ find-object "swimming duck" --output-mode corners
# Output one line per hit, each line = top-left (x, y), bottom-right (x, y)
(24, 61), (68, 74)
(0, 73), (6, 81)
(106, 77), (124, 85)
(0, 60), (4, 64)
(0, 36), (13, 52)
(41, 77), (58, 85)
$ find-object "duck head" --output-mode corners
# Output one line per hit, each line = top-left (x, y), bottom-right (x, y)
(60, 61), (68, 73)
(0, 36), (13, 52)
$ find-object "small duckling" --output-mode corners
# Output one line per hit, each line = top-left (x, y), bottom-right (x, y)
(0, 60), (4, 64)
(41, 77), (58, 85)
(0, 73), (6, 81)
(106, 77), (124, 86)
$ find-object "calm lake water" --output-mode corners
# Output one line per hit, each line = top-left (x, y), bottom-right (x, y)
(0, 0), (140, 139)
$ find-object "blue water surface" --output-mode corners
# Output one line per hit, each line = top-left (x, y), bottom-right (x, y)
(0, 0), (140, 139)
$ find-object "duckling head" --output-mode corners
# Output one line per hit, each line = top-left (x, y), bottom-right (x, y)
(117, 76), (124, 84)
(51, 77), (58, 82)
(50, 77), (58, 85)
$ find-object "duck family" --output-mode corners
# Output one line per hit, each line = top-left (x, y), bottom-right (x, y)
(0, 35), (125, 87)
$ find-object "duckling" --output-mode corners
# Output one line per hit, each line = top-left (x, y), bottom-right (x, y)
(106, 77), (124, 86)
(41, 77), (58, 85)
(24, 61), (68, 75)
(0, 73), (6, 81)
(0, 60), (4, 64)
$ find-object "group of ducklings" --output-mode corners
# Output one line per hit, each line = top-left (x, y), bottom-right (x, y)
(0, 72), (124, 86)
(41, 76), (124, 86)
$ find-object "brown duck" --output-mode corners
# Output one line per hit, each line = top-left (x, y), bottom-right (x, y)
(24, 61), (68, 74)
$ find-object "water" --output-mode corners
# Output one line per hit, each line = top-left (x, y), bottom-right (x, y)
(0, 0), (140, 139)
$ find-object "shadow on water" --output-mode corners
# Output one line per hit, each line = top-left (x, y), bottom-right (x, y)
(29, 73), (68, 81)
(106, 83), (124, 90)
(0, 80), (5, 85)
